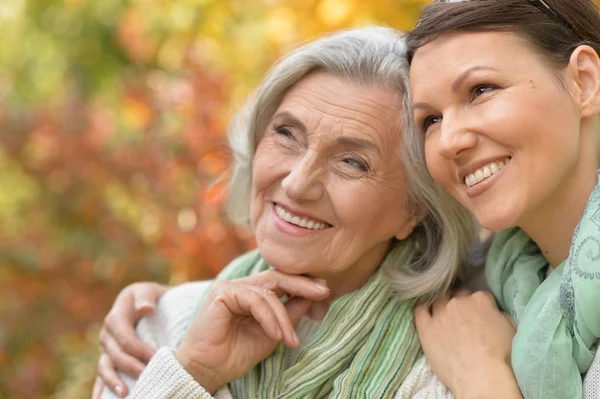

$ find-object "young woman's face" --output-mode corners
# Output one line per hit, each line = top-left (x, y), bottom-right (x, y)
(250, 71), (419, 281)
(410, 31), (584, 231)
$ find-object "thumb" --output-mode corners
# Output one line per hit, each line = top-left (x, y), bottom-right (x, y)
(414, 303), (432, 337)
(284, 296), (312, 327)
(133, 283), (169, 316)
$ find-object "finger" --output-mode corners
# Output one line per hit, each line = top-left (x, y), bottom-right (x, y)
(132, 282), (169, 315)
(414, 303), (433, 336)
(503, 312), (518, 330)
(431, 292), (452, 315)
(283, 297), (312, 348)
(104, 313), (155, 363)
(452, 288), (472, 298)
(248, 286), (299, 348)
(92, 376), (104, 399)
(472, 290), (498, 307)
(217, 284), (283, 342)
(97, 353), (128, 398)
(101, 329), (147, 377)
(243, 270), (330, 300)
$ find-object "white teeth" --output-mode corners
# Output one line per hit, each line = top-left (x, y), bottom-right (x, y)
(275, 205), (328, 230)
(475, 169), (484, 182)
(483, 166), (491, 178)
(464, 158), (510, 188)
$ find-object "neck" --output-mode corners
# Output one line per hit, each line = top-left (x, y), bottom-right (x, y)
(305, 242), (390, 320)
(520, 157), (598, 269)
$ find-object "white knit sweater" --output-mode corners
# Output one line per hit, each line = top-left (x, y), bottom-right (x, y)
(100, 280), (452, 399)
(99, 278), (600, 399)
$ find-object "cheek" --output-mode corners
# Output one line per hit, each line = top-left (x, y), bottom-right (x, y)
(334, 180), (409, 229)
(252, 143), (281, 190)
(424, 140), (446, 183)
(249, 147), (272, 222)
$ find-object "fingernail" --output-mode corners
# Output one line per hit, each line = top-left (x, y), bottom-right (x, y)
(115, 385), (124, 397)
(314, 283), (329, 293)
(312, 278), (327, 286)
(137, 301), (154, 311)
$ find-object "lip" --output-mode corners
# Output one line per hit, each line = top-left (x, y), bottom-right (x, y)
(464, 158), (511, 198)
(458, 155), (511, 183)
(271, 203), (331, 237)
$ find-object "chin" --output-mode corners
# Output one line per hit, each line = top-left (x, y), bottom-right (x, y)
(258, 245), (306, 275)
(476, 212), (519, 232)
(469, 196), (523, 232)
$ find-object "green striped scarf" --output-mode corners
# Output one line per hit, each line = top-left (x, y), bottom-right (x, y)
(199, 245), (421, 398)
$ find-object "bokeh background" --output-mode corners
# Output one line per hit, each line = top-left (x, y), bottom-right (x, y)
(0, 0), (428, 397)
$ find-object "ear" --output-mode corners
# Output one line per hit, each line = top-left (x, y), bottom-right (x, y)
(567, 45), (600, 117)
(394, 205), (427, 241)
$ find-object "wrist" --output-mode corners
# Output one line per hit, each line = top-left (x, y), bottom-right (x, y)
(453, 362), (522, 399)
(175, 346), (221, 395)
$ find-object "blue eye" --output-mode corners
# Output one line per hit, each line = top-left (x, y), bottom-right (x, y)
(274, 125), (294, 139)
(343, 157), (369, 172)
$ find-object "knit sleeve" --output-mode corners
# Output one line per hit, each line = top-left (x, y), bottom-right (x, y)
(127, 347), (217, 398)
(583, 346), (600, 398)
(394, 356), (455, 399)
(100, 280), (233, 399)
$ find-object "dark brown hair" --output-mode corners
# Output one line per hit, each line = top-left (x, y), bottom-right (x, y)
(406, 0), (600, 70)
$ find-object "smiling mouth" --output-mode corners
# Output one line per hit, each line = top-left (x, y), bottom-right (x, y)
(464, 157), (511, 188)
(274, 204), (330, 230)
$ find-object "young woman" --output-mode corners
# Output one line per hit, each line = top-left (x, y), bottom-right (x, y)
(406, 1), (600, 398)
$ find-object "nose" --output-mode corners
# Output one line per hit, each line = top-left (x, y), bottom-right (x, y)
(281, 152), (325, 202)
(437, 114), (478, 159)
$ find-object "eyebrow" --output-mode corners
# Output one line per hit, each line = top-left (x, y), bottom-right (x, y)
(336, 136), (381, 155)
(412, 66), (498, 111)
(451, 65), (498, 92)
(272, 111), (307, 133)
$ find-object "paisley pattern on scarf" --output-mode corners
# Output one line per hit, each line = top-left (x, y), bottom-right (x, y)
(487, 171), (600, 398)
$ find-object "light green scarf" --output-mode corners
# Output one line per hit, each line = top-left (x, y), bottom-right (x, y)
(197, 243), (421, 398)
(487, 171), (600, 399)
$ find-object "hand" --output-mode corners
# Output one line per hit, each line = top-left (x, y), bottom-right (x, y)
(415, 290), (522, 399)
(94, 282), (169, 398)
(175, 270), (330, 394)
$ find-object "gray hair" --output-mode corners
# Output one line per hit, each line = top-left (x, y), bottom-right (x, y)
(226, 26), (476, 302)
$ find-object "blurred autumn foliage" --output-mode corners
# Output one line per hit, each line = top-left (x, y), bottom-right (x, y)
(0, 0), (427, 397)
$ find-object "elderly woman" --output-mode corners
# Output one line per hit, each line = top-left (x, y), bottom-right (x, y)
(406, 0), (600, 398)
(95, 26), (475, 398)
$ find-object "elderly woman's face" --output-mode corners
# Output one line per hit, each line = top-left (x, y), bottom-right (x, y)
(249, 71), (418, 279)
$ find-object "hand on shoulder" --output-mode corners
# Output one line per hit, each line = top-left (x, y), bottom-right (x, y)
(415, 289), (522, 399)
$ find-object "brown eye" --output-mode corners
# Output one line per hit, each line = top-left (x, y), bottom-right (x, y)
(472, 84), (498, 99)
(422, 115), (442, 134)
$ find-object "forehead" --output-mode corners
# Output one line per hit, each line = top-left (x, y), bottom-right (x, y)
(276, 71), (403, 141)
(410, 31), (541, 91)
